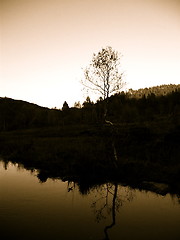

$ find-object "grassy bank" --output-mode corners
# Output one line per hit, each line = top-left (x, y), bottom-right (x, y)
(0, 123), (180, 195)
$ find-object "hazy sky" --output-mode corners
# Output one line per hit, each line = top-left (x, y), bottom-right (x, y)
(1, 0), (180, 108)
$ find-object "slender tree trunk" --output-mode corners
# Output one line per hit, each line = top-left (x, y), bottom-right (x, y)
(103, 99), (118, 168)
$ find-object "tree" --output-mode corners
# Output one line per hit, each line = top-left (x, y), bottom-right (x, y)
(82, 96), (93, 108)
(82, 47), (125, 167)
(74, 101), (81, 109)
(82, 46), (124, 102)
(62, 101), (69, 111)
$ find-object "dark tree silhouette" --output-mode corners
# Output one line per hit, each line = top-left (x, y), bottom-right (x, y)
(62, 101), (69, 111)
(82, 46), (125, 120)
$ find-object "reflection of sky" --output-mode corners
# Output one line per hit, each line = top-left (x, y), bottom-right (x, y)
(1, 0), (180, 108)
(0, 162), (179, 239)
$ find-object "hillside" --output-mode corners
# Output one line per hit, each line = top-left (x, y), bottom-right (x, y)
(0, 84), (180, 131)
(128, 84), (180, 98)
(0, 97), (62, 130)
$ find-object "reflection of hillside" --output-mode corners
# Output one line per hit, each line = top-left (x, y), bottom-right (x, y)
(0, 125), (179, 195)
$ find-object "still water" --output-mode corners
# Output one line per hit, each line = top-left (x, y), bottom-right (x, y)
(0, 161), (179, 240)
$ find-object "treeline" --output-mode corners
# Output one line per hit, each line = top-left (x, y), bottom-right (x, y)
(64, 84), (180, 125)
(128, 84), (180, 98)
(0, 98), (62, 131)
(0, 84), (179, 131)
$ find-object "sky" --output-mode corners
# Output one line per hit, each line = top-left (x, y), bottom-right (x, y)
(1, 0), (180, 108)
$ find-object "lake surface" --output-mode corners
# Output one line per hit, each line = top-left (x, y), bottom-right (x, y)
(0, 160), (179, 240)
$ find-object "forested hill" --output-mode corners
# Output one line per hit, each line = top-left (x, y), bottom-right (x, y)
(0, 84), (180, 131)
(128, 84), (180, 98)
(0, 97), (62, 131)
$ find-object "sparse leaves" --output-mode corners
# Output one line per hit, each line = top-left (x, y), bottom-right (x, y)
(82, 46), (124, 100)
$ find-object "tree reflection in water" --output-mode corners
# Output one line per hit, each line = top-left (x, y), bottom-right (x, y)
(67, 181), (134, 240)
(103, 183), (118, 240)
(91, 183), (134, 240)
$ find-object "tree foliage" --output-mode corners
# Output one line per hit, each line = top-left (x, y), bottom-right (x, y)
(82, 46), (124, 101)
